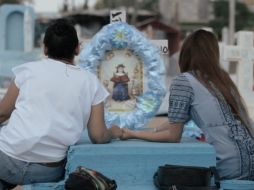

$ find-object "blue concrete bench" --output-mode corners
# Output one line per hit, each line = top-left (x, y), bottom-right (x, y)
(220, 180), (254, 190)
(23, 135), (217, 190)
(22, 130), (254, 190)
(66, 140), (216, 190)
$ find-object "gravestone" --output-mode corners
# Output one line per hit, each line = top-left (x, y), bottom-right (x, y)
(0, 4), (38, 99)
(220, 31), (254, 118)
(0, 4), (35, 52)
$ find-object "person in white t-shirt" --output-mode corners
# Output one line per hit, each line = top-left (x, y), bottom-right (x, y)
(0, 19), (122, 189)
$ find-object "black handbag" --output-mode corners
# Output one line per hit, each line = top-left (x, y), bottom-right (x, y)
(65, 166), (117, 190)
(153, 164), (220, 190)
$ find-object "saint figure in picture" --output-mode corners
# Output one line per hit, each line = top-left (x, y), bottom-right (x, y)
(110, 64), (130, 101)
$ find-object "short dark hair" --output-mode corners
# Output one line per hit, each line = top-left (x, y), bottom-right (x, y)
(43, 19), (79, 60)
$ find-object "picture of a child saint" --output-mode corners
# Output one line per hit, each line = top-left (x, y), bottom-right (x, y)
(98, 49), (144, 112)
(110, 64), (130, 101)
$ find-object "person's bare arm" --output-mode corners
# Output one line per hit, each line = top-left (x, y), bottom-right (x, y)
(0, 81), (19, 124)
(87, 102), (122, 144)
(121, 122), (184, 143)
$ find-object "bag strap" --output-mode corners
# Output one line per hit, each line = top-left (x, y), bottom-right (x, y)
(93, 171), (117, 190)
(210, 167), (220, 189)
(77, 166), (117, 190)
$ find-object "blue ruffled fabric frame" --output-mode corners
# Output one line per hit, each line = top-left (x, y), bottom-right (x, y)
(79, 22), (166, 129)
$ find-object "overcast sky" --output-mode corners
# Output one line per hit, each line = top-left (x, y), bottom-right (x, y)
(33, 0), (96, 13)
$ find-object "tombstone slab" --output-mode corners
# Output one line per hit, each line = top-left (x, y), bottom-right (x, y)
(220, 31), (254, 118)
(0, 4), (35, 52)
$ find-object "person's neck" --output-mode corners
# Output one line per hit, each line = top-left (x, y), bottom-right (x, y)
(49, 57), (74, 65)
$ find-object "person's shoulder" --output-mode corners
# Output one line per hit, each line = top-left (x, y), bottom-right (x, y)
(171, 72), (191, 85)
(20, 60), (42, 66)
(170, 73), (194, 97)
(79, 68), (98, 81)
(13, 60), (43, 72)
(170, 72), (194, 92)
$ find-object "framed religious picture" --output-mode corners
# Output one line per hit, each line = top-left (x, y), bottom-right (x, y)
(98, 49), (143, 112)
(79, 22), (165, 129)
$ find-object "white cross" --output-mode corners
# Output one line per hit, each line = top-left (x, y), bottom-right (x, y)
(220, 31), (254, 117)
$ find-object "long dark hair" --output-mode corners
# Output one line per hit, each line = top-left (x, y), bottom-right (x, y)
(179, 29), (253, 137)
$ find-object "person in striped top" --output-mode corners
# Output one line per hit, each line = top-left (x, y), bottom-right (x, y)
(119, 30), (254, 180)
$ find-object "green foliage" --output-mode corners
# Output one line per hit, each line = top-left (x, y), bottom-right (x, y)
(0, 0), (21, 5)
(94, 0), (158, 11)
(209, 0), (254, 38)
(141, 0), (158, 11)
(95, 0), (132, 9)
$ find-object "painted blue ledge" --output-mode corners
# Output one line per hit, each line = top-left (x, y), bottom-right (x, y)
(23, 134), (217, 190)
(220, 180), (254, 190)
(21, 130), (254, 190)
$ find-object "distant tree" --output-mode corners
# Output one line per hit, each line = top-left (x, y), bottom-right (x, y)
(83, 0), (88, 10)
(0, 0), (21, 5)
(61, 0), (69, 12)
(94, 0), (158, 11)
(94, 0), (158, 24)
(95, 0), (132, 9)
(142, 0), (158, 11)
(209, 0), (254, 38)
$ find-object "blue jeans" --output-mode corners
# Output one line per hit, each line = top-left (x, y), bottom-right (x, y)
(0, 150), (65, 190)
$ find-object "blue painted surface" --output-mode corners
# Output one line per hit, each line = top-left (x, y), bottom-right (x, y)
(6, 11), (24, 51)
(23, 182), (64, 190)
(0, 5), (37, 89)
(0, 4), (35, 52)
(65, 141), (216, 189)
(22, 131), (254, 189)
(23, 131), (217, 190)
(220, 180), (254, 190)
(0, 50), (41, 76)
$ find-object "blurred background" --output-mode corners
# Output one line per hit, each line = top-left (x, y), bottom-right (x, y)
(1, 0), (252, 47)
(0, 0), (253, 98)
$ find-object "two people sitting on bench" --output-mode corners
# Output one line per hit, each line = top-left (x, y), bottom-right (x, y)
(0, 20), (253, 190)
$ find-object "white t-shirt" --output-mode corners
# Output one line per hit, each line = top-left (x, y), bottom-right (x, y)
(0, 59), (109, 163)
